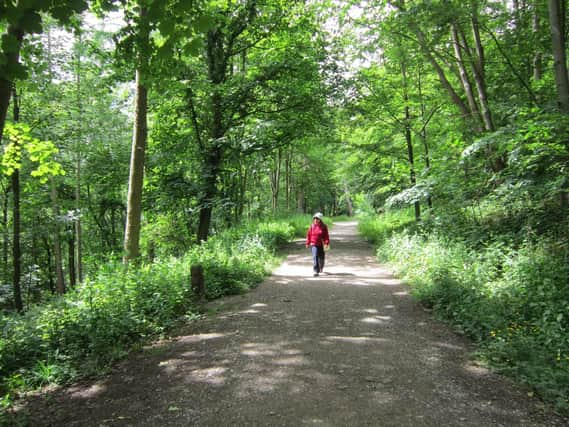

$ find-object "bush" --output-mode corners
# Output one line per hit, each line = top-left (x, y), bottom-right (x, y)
(0, 217), (296, 410)
(366, 211), (569, 413)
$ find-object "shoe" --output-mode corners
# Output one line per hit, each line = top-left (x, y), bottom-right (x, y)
(313, 272), (319, 277)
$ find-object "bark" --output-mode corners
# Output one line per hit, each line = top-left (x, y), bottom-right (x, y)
(11, 86), (23, 310)
(285, 148), (292, 212)
(469, 6), (495, 131)
(2, 184), (8, 286)
(68, 232), (76, 288)
(533, 0), (543, 80)
(451, 22), (483, 131)
(123, 6), (150, 263)
(123, 69), (148, 261)
(401, 61), (420, 222)
(548, 0), (569, 112)
(417, 67), (433, 210)
(269, 149), (282, 212)
(75, 32), (83, 282)
(415, 29), (471, 118)
(51, 179), (65, 295)
(196, 27), (227, 242)
(344, 183), (354, 217)
(11, 170), (22, 311)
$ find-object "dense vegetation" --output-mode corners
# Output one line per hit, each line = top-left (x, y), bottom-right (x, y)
(0, 0), (568, 419)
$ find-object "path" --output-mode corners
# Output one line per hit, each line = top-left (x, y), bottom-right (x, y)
(21, 222), (566, 426)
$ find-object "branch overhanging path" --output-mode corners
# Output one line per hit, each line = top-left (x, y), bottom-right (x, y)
(24, 222), (565, 426)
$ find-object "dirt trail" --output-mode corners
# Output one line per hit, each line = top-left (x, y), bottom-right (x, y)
(21, 221), (567, 426)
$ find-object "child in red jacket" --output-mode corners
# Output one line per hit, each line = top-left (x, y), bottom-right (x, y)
(306, 212), (330, 276)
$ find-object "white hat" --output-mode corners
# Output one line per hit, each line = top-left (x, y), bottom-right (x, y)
(313, 212), (323, 220)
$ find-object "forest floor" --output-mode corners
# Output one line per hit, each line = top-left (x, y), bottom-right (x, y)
(16, 221), (569, 426)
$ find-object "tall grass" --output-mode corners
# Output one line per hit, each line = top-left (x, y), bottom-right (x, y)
(359, 211), (569, 414)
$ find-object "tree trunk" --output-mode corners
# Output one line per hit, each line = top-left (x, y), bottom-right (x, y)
(401, 61), (420, 221)
(51, 179), (66, 295)
(10, 85), (23, 311)
(123, 6), (150, 263)
(68, 231), (76, 288)
(196, 27), (227, 242)
(451, 22), (483, 131)
(269, 148), (282, 212)
(285, 148), (292, 212)
(469, 11), (495, 132)
(124, 69), (148, 262)
(548, 0), (569, 112)
(75, 31), (83, 282)
(2, 183), (9, 287)
(533, 0), (543, 80)
(11, 170), (22, 310)
(415, 29), (471, 119)
(418, 66), (433, 210)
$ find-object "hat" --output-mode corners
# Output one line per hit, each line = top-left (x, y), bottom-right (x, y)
(313, 212), (323, 220)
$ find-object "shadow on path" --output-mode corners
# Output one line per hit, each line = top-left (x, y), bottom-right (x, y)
(19, 222), (566, 426)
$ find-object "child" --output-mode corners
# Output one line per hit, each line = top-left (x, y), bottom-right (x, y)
(305, 212), (330, 276)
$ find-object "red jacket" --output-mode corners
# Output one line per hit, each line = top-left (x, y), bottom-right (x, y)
(306, 222), (330, 247)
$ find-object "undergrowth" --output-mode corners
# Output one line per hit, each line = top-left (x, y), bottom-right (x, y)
(0, 218), (296, 424)
(359, 210), (569, 415)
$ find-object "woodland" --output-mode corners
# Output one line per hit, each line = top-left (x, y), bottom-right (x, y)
(0, 0), (568, 420)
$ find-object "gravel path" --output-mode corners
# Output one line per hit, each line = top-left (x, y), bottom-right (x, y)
(20, 221), (567, 426)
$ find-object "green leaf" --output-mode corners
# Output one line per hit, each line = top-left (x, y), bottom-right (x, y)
(2, 61), (28, 80)
(1, 34), (21, 54)
(194, 15), (215, 33)
(158, 18), (176, 37)
(183, 38), (203, 56)
(20, 11), (43, 34)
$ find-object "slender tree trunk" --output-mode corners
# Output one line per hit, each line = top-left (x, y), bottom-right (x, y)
(401, 61), (420, 221)
(469, 6), (495, 132)
(533, 0), (543, 80)
(11, 86), (23, 311)
(417, 66), (433, 210)
(451, 22), (483, 131)
(42, 236), (55, 293)
(11, 170), (22, 310)
(123, 7), (150, 263)
(269, 148), (282, 212)
(344, 183), (354, 216)
(548, 0), (569, 112)
(123, 70), (148, 261)
(75, 32), (83, 282)
(2, 182), (8, 286)
(51, 179), (65, 295)
(68, 231), (76, 288)
(285, 148), (292, 212)
(415, 29), (471, 118)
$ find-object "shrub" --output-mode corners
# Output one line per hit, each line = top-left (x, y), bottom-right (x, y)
(0, 217), (296, 410)
(367, 211), (569, 413)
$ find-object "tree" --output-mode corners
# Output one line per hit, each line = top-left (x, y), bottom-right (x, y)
(548, 0), (569, 112)
(0, 1), (88, 143)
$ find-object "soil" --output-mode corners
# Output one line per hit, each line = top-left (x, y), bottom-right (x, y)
(15, 221), (568, 426)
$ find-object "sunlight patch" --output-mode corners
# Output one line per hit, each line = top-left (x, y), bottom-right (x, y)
(177, 333), (226, 344)
(188, 367), (227, 385)
(361, 316), (391, 324)
(323, 336), (388, 345)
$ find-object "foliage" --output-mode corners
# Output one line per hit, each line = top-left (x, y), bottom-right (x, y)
(361, 209), (569, 413)
(1, 122), (64, 182)
(0, 217), (295, 410)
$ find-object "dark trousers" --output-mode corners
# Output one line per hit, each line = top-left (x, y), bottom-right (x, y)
(311, 245), (325, 273)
